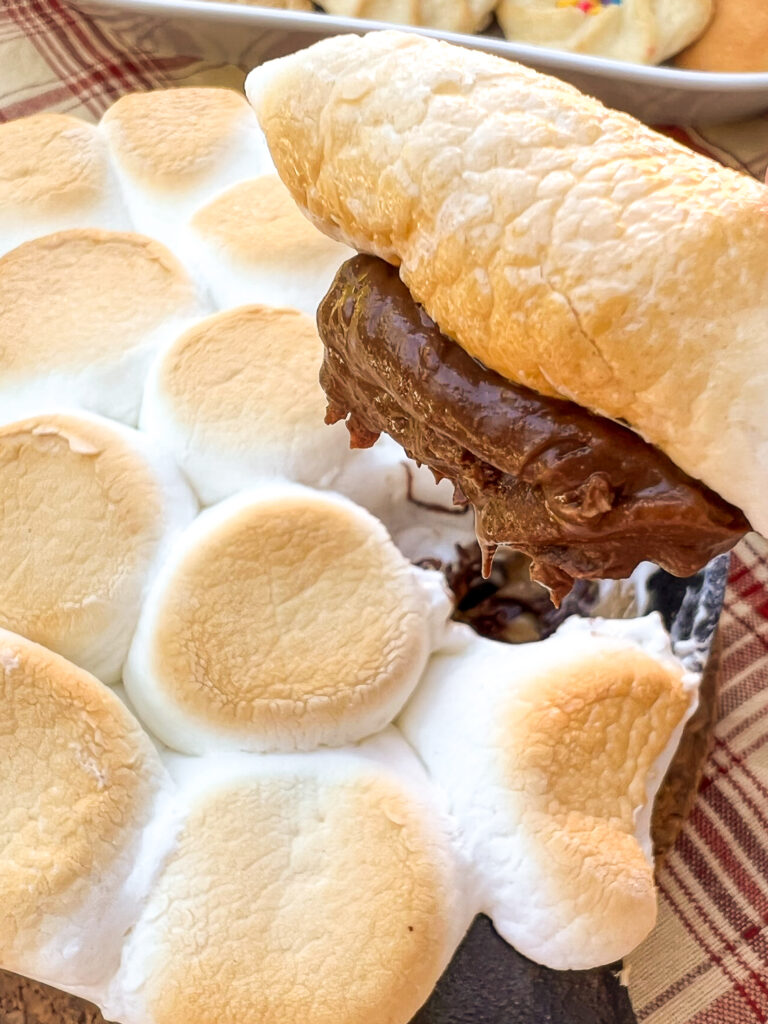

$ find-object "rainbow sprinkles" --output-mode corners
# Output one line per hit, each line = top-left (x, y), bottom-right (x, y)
(556, 0), (621, 12)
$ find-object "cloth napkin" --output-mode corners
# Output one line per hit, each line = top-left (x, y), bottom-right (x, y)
(1, 2), (767, 1021)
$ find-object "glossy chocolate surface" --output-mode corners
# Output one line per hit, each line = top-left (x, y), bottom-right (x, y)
(318, 255), (749, 601)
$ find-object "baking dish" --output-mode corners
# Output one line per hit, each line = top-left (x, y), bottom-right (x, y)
(74, 0), (768, 123)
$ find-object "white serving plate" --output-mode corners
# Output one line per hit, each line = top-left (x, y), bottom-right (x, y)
(74, 0), (768, 124)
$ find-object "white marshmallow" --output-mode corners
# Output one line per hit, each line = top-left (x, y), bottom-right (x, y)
(100, 88), (273, 257)
(140, 304), (476, 562)
(102, 731), (473, 1024)
(0, 113), (130, 258)
(0, 411), (197, 684)
(0, 630), (176, 992)
(187, 174), (353, 316)
(0, 228), (209, 426)
(124, 484), (452, 754)
(139, 304), (354, 505)
(399, 614), (699, 970)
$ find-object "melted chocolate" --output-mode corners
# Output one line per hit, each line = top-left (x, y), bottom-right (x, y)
(317, 255), (749, 602)
(432, 544), (597, 645)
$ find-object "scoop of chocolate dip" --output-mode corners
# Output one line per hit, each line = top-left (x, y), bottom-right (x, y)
(318, 254), (748, 603)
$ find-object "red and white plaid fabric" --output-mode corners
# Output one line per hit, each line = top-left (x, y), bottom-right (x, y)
(1, 3), (767, 1021)
(0, 0), (245, 123)
(629, 534), (768, 1023)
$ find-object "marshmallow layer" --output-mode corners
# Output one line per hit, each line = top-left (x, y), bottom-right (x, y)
(105, 734), (471, 1024)
(0, 113), (130, 257)
(125, 485), (451, 753)
(140, 302), (474, 563)
(101, 88), (273, 248)
(140, 305), (352, 505)
(0, 629), (173, 990)
(189, 175), (352, 315)
(399, 614), (697, 970)
(0, 229), (207, 425)
(0, 79), (713, 1007)
(0, 411), (197, 683)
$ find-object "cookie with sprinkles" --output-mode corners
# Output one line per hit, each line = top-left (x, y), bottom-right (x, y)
(496, 0), (712, 64)
(557, 0), (622, 13)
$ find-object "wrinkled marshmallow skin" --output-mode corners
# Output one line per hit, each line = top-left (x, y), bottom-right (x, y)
(399, 615), (697, 969)
(124, 484), (452, 754)
(0, 114), (130, 258)
(0, 630), (174, 990)
(104, 736), (473, 1024)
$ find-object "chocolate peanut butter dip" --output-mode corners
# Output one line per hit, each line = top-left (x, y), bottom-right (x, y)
(318, 255), (749, 602)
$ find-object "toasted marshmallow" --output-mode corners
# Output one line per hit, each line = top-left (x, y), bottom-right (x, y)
(124, 484), (451, 754)
(0, 412), (197, 684)
(104, 732), (471, 1024)
(140, 305), (353, 504)
(141, 304), (476, 561)
(0, 113), (130, 257)
(188, 175), (352, 315)
(0, 229), (208, 424)
(0, 629), (175, 990)
(100, 88), (272, 247)
(399, 614), (698, 970)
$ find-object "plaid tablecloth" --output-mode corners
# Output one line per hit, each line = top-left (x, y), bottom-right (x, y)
(1, 3), (767, 1022)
